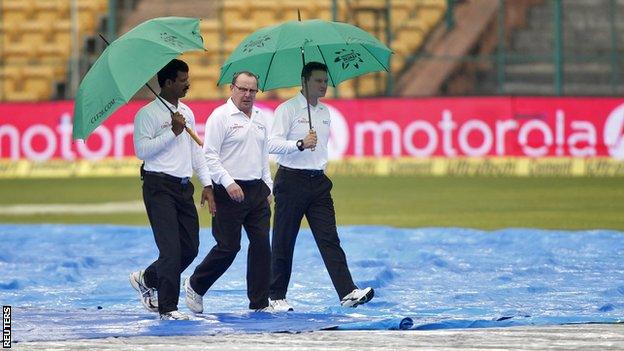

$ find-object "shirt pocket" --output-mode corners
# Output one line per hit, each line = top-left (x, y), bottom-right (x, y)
(252, 121), (267, 142)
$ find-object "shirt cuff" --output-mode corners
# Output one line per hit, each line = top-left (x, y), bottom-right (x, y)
(290, 140), (300, 153)
(198, 172), (212, 188)
(263, 180), (273, 194)
(220, 174), (236, 189)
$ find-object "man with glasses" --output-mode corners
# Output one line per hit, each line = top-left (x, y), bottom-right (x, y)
(184, 71), (274, 312)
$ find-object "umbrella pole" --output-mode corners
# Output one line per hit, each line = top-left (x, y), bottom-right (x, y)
(300, 48), (315, 152)
(98, 34), (203, 147)
(146, 85), (203, 146)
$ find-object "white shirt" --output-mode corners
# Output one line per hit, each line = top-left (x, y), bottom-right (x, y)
(203, 98), (273, 190)
(133, 97), (212, 187)
(268, 92), (330, 170)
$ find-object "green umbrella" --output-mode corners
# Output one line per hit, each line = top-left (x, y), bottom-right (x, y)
(217, 19), (392, 92)
(217, 18), (392, 131)
(73, 17), (205, 144)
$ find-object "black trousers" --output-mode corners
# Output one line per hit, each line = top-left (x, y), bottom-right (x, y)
(270, 166), (357, 301)
(190, 179), (271, 310)
(142, 174), (200, 314)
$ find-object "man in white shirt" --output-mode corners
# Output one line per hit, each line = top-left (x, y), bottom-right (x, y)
(130, 59), (216, 321)
(267, 62), (374, 312)
(184, 71), (273, 312)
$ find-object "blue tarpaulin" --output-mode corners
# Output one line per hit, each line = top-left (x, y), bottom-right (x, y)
(0, 224), (622, 341)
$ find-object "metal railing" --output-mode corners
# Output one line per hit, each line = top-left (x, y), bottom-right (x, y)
(410, 0), (623, 96)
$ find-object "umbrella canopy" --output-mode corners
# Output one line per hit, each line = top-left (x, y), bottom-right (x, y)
(216, 19), (392, 91)
(73, 17), (205, 140)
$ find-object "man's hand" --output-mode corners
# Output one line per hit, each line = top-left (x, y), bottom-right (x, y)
(226, 183), (245, 203)
(267, 193), (274, 206)
(302, 129), (317, 149)
(171, 112), (185, 136)
(200, 186), (216, 216)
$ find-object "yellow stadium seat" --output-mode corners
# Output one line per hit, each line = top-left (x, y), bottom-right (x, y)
(356, 75), (386, 96)
(419, 7), (444, 28)
(281, 0), (316, 21)
(78, 0), (107, 13)
(1, 42), (33, 60)
(51, 20), (72, 46)
(352, 0), (387, 10)
(2, 68), (51, 102)
(181, 52), (206, 65)
(0, 22), (19, 44)
(15, 22), (52, 46)
(33, 0), (70, 22)
(1, 0), (109, 101)
(275, 86), (300, 100)
(250, 0), (280, 22)
(76, 10), (98, 32)
(333, 80), (356, 99)
(390, 53), (406, 71)
(222, 1), (248, 23)
(37, 43), (71, 59)
(200, 20), (220, 45)
(223, 21), (256, 48)
(0, 66), (22, 88)
(21, 65), (55, 80)
(190, 64), (220, 81)
(392, 0), (416, 11)
(25, 78), (53, 100)
(420, 0), (447, 9)
(2, 0), (36, 23)
(185, 79), (223, 100)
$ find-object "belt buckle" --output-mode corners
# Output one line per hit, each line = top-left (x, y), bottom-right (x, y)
(180, 177), (190, 185)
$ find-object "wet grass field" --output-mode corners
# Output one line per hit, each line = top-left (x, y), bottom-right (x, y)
(1, 175), (623, 230)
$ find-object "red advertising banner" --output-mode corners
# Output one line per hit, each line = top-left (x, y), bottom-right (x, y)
(1, 97), (624, 161)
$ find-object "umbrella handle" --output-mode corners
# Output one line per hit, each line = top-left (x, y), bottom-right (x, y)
(185, 126), (203, 147)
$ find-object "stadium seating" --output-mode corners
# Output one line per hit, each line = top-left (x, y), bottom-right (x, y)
(0, 0), (446, 101)
(0, 0), (108, 101)
(181, 0), (446, 100)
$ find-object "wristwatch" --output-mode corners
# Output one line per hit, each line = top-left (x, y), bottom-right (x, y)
(296, 139), (304, 151)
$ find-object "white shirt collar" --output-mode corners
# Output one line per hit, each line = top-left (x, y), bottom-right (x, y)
(226, 97), (259, 117)
(296, 91), (324, 110)
(155, 96), (184, 113)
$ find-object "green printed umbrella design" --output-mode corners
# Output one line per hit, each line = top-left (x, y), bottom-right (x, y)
(73, 17), (205, 140)
(217, 19), (392, 91)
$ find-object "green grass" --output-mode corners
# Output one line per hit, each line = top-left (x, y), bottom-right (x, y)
(1, 176), (623, 230)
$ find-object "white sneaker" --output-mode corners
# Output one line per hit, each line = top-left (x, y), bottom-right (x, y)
(254, 305), (274, 312)
(270, 299), (294, 312)
(340, 287), (374, 308)
(184, 277), (203, 314)
(129, 270), (158, 312)
(160, 310), (190, 320)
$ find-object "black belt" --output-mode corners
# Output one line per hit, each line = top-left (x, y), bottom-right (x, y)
(234, 179), (262, 185)
(143, 170), (191, 184)
(279, 165), (324, 177)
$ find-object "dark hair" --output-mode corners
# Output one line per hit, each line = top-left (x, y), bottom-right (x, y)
(301, 62), (328, 81)
(231, 71), (259, 85)
(157, 59), (189, 87)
